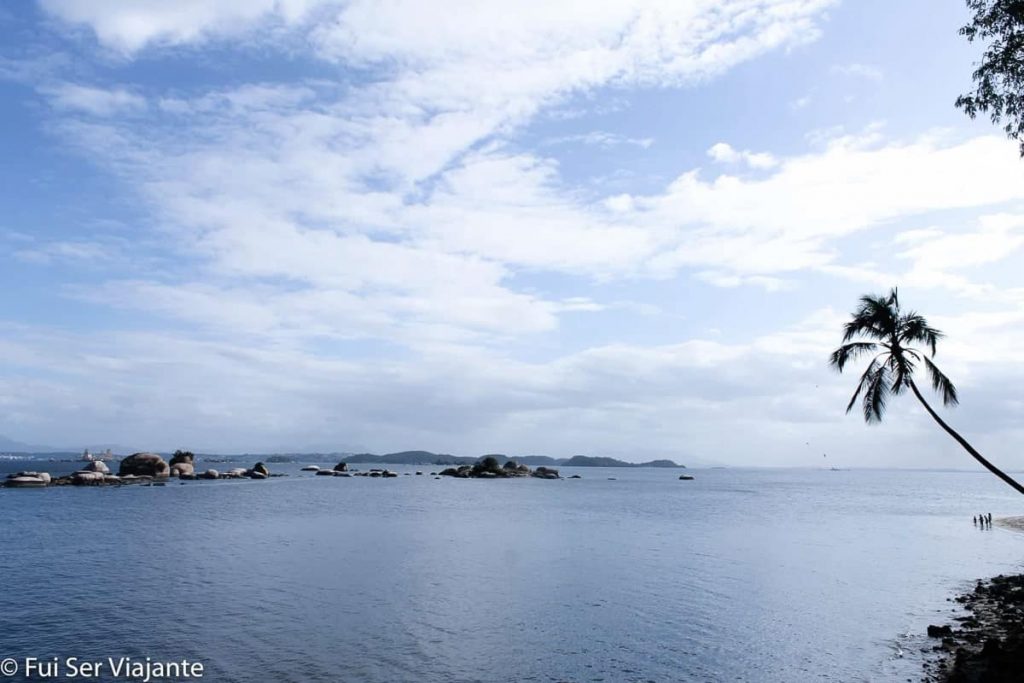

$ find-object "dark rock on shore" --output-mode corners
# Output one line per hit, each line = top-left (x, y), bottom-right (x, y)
(251, 462), (269, 477)
(923, 574), (1024, 682)
(333, 462), (348, 472)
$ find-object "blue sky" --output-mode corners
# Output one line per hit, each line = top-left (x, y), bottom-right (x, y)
(2, 0), (1024, 467)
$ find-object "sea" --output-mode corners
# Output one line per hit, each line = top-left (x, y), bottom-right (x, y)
(1, 461), (1022, 682)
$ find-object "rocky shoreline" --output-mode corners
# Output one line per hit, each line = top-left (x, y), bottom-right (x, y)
(923, 559), (1024, 681)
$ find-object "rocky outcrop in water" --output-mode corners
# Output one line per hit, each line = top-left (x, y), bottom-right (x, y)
(4, 472), (51, 488)
(531, 467), (560, 479)
(119, 453), (170, 478)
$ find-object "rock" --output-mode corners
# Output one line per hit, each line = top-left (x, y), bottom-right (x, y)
(82, 460), (110, 474)
(119, 452), (170, 478)
(8, 471), (51, 484)
(333, 462), (348, 472)
(415, 471), (423, 475)
(532, 467), (560, 479)
(248, 471), (268, 480)
(300, 465), (320, 471)
(316, 469), (336, 476)
(178, 473), (197, 480)
(679, 474), (695, 480)
(334, 472), (351, 477)
(251, 462), (270, 477)
(119, 474), (151, 485)
(928, 625), (954, 638)
(439, 467), (459, 477)
(5, 475), (48, 488)
(103, 475), (121, 484)
(226, 467), (248, 478)
(72, 471), (106, 485)
(200, 469), (220, 480)
(170, 462), (195, 477)
(169, 450), (195, 467)
(981, 637), (1002, 656)
(383, 471), (398, 478)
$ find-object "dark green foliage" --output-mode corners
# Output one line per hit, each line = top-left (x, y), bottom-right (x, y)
(829, 288), (957, 423)
(956, 0), (1024, 154)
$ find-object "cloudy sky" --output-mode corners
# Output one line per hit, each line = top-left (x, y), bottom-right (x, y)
(2, 0), (1023, 466)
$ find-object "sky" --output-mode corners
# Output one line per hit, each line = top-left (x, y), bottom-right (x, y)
(1, 0), (1024, 467)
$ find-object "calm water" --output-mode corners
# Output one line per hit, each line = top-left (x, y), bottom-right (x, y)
(1, 464), (1023, 682)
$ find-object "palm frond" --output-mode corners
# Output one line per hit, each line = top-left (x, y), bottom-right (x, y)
(846, 357), (881, 414)
(888, 352), (916, 395)
(828, 342), (878, 372)
(899, 312), (944, 356)
(843, 293), (898, 342)
(923, 356), (959, 407)
(862, 364), (891, 423)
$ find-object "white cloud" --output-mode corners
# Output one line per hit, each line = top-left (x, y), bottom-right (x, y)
(39, 0), (330, 53)
(545, 131), (654, 149)
(707, 142), (779, 169)
(43, 83), (146, 115)
(831, 62), (884, 81)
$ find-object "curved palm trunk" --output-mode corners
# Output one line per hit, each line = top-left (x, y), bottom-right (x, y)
(909, 380), (1024, 496)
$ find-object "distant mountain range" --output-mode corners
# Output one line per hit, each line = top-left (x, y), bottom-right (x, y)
(338, 451), (684, 468)
(0, 436), (684, 468)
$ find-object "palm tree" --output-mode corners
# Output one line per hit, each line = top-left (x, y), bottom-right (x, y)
(829, 287), (1024, 495)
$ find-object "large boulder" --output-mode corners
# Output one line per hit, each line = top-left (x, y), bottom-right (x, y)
(200, 469), (220, 480)
(225, 467), (248, 478)
(5, 472), (50, 488)
(532, 467), (560, 479)
(119, 453), (170, 478)
(251, 462), (269, 477)
(82, 460), (110, 474)
(170, 462), (195, 477)
(333, 462), (348, 472)
(169, 450), (195, 466)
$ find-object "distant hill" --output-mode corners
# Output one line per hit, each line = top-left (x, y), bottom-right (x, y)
(0, 435), (59, 453)
(562, 455), (684, 468)
(340, 451), (683, 468)
(342, 451), (475, 466)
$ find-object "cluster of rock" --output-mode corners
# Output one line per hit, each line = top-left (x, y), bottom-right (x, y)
(923, 573), (1024, 682)
(4, 452), (280, 487)
(438, 457), (559, 479)
(304, 463), (399, 478)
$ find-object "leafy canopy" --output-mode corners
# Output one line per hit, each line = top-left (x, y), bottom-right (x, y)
(829, 288), (958, 423)
(956, 0), (1024, 155)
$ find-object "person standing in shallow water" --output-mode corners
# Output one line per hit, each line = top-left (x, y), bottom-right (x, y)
(974, 516), (978, 525)
(988, 513), (993, 525)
